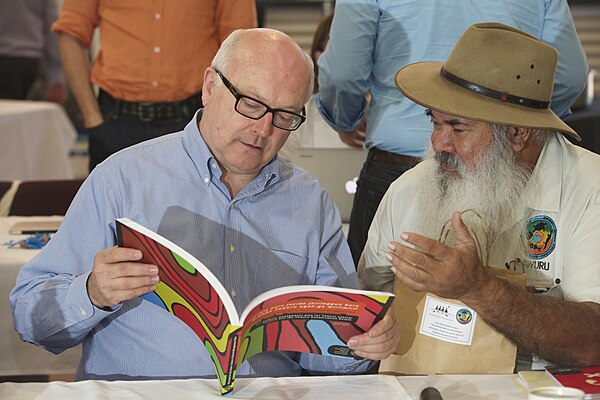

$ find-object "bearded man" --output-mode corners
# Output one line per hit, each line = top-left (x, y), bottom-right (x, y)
(360, 22), (600, 370)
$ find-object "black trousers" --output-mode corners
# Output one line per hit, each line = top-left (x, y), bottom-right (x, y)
(88, 92), (198, 171)
(347, 156), (414, 267)
(0, 56), (40, 99)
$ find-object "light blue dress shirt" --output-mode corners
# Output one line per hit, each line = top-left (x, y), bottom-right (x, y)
(316, 0), (588, 156)
(10, 112), (371, 380)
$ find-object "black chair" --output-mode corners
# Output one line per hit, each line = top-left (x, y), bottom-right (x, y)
(8, 179), (85, 216)
(0, 181), (11, 200)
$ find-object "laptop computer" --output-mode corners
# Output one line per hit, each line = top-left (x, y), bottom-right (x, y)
(287, 148), (368, 222)
(9, 219), (62, 234)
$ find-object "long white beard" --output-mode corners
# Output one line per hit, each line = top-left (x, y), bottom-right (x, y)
(416, 130), (538, 261)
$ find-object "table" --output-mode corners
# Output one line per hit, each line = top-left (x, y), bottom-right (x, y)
(0, 374), (533, 399)
(0, 100), (76, 180)
(0, 216), (80, 377)
(398, 374), (530, 399)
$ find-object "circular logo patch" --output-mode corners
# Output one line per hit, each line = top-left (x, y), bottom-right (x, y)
(456, 309), (472, 325)
(527, 215), (557, 260)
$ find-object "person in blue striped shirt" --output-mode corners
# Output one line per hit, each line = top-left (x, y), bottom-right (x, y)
(10, 28), (398, 381)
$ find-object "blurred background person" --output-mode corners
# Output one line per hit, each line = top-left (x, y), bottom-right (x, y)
(53, 0), (257, 172)
(0, 0), (66, 104)
(317, 0), (588, 265)
(279, 14), (349, 160)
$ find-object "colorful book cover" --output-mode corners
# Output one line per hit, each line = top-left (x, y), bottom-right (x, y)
(116, 218), (395, 395)
(546, 366), (600, 399)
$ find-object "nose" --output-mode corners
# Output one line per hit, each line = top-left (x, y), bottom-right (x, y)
(431, 125), (455, 154)
(253, 112), (275, 137)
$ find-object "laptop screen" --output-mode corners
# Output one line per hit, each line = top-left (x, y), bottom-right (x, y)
(286, 148), (367, 222)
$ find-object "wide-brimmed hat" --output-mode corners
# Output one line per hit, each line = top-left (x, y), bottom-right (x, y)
(395, 22), (579, 140)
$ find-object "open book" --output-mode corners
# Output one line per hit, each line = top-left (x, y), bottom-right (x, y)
(116, 218), (395, 395)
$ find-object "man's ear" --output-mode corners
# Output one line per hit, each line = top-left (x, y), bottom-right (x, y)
(507, 126), (533, 152)
(201, 68), (217, 105)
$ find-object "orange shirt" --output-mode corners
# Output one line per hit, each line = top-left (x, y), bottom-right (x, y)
(53, 0), (257, 102)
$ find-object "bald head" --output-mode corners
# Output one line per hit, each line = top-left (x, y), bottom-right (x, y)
(212, 28), (314, 103)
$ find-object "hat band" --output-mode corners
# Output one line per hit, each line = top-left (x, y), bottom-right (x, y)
(440, 67), (550, 110)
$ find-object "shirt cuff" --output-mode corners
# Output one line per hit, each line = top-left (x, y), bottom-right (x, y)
(67, 271), (122, 323)
(315, 93), (366, 133)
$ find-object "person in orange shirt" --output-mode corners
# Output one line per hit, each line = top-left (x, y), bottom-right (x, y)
(53, 0), (257, 171)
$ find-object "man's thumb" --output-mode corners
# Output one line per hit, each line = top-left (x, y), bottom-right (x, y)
(451, 211), (474, 245)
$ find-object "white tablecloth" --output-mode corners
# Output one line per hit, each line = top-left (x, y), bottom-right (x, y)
(0, 100), (76, 180)
(0, 374), (531, 399)
(0, 216), (80, 376)
(398, 374), (529, 399)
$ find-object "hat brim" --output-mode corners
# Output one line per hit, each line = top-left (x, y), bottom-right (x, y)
(395, 62), (580, 140)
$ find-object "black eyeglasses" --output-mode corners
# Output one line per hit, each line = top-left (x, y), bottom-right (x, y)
(214, 69), (306, 131)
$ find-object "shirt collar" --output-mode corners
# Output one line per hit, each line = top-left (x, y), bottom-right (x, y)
(181, 109), (285, 195)
(181, 109), (214, 185)
(526, 132), (562, 214)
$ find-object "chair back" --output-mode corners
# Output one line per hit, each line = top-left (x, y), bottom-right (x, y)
(8, 179), (85, 216)
(0, 181), (11, 199)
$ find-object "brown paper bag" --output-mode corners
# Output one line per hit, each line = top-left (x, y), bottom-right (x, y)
(379, 268), (526, 375)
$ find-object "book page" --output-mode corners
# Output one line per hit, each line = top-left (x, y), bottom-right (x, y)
(237, 286), (394, 364)
(116, 218), (241, 394)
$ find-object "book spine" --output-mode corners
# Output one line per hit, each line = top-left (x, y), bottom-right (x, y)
(221, 329), (242, 395)
(226, 334), (239, 384)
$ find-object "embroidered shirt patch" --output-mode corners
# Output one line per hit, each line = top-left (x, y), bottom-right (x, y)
(527, 215), (557, 260)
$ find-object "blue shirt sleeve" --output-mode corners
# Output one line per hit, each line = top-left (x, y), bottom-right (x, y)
(542, 0), (588, 119)
(316, 0), (378, 132)
(9, 170), (120, 354)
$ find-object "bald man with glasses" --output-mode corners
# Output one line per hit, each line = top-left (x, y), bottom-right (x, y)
(11, 28), (398, 382)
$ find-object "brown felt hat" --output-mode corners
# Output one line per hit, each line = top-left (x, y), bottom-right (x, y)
(394, 22), (580, 140)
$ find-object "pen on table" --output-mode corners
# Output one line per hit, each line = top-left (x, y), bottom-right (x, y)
(420, 387), (444, 400)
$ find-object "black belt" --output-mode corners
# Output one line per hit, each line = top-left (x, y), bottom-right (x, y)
(98, 89), (202, 122)
(369, 148), (421, 166)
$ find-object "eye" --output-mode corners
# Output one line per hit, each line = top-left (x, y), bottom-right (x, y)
(239, 97), (263, 111)
(277, 113), (295, 123)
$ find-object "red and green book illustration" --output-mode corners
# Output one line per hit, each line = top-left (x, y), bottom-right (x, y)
(116, 218), (395, 395)
(546, 366), (600, 399)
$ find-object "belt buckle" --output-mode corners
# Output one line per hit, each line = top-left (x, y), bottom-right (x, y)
(137, 102), (155, 122)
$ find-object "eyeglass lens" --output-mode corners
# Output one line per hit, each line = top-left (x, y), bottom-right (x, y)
(215, 69), (305, 131)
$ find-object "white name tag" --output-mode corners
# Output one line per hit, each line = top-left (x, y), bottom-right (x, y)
(419, 296), (477, 346)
